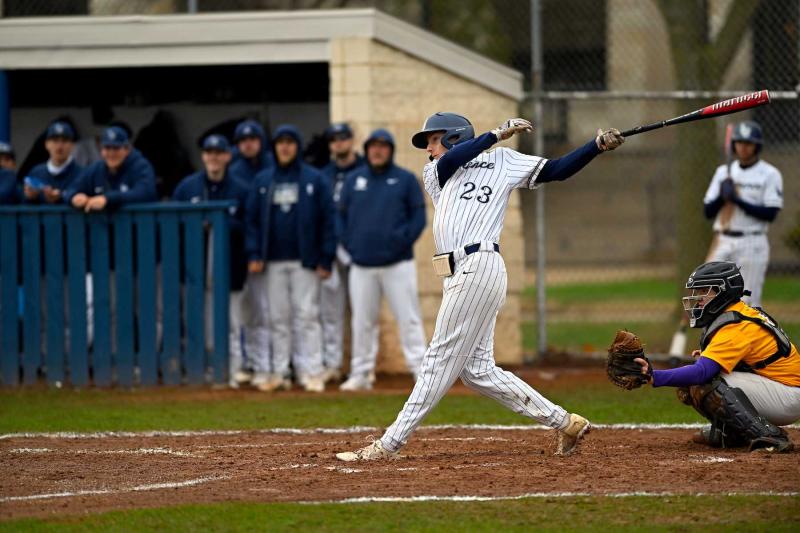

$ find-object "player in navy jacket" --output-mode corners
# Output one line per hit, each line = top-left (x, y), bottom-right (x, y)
(64, 126), (157, 211)
(23, 121), (83, 204)
(244, 124), (335, 393)
(336, 128), (427, 391)
(173, 134), (255, 387)
(229, 119), (275, 183)
(317, 122), (365, 384)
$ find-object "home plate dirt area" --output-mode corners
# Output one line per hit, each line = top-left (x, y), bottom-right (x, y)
(1, 426), (798, 519)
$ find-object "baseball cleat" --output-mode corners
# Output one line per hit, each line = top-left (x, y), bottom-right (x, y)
(233, 370), (253, 385)
(336, 439), (398, 462)
(254, 374), (291, 392)
(555, 413), (590, 456)
(339, 374), (373, 391)
(322, 368), (342, 384)
(303, 375), (325, 393)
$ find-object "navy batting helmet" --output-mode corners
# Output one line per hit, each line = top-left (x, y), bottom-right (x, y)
(731, 120), (763, 153)
(411, 112), (474, 150)
(683, 261), (746, 328)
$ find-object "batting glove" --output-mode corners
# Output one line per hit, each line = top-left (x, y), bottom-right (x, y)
(720, 178), (737, 202)
(595, 128), (625, 151)
(492, 118), (533, 141)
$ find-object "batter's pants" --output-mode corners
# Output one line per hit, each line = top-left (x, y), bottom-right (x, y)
(381, 249), (569, 452)
(348, 259), (426, 379)
(707, 233), (769, 307)
(722, 371), (800, 426)
(267, 261), (324, 380)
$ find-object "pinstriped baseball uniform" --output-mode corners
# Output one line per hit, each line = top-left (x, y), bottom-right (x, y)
(381, 147), (570, 452)
(704, 160), (783, 307)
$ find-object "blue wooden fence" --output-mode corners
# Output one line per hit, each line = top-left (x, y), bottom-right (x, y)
(0, 202), (232, 387)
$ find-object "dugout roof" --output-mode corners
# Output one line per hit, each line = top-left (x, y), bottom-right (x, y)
(0, 9), (523, 101)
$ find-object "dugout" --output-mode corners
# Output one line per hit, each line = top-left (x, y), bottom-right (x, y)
(0, 9), (526, 372)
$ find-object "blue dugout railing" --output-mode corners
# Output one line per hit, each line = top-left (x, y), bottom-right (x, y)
(0, 202), (232, 387)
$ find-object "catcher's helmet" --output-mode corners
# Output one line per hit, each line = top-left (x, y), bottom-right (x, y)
(411, 112), (474, 150)
(731, 120), (763, 154)
(683, 261), (747, 328)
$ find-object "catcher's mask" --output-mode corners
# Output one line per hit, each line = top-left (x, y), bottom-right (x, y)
(683, 261), (747, 328)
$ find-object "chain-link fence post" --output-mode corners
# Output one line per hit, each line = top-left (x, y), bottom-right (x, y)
(531, 0), (547, 359)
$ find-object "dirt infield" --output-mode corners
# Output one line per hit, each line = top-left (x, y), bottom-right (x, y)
(1, 426), (798, 520)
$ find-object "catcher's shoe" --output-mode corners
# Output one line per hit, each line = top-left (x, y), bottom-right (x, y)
(336, 439), (398, 462)
(555, 413), (590, 456)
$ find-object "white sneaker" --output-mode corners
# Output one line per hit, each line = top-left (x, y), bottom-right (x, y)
(322, 368), (342, 384)
(233, 370), (252, 385)
(555, 413), (590, 456)
(340, 374), (373, 391)
(251, 372), (271, 386)
(303, 375), (325, 393)
(336, 439), (398, 461)
(255, 374), (291, 392)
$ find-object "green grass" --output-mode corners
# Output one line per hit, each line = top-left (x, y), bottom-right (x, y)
(0, 381), (703, 434)
(3, 496), (798, 532)
(522, 275), (800, 304)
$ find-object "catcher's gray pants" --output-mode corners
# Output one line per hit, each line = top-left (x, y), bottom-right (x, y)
(708, 233), (768, 307)
(267, 260), (324, 380)
(242, 272), (272, 374)
(320, 262), (347, 372)
(349, 259), (426, 379)
(381, 251), (569, 452)
(722, 371), (800, 426)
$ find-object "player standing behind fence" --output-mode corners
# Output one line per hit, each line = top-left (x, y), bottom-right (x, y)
(245, 125), (336, 393)
(337, 128), (427, 391)
(318, 123), (365, 384)
(173, 134), (251, 388)
(703, 121), (783, 307)
(229, 119), (275, 388)
(63, 126), (158, 346)
(22, 121), (83, 205)
(337, 113), (625, 461)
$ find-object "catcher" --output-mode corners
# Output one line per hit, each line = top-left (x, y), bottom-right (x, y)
(607, 261), (800, 452)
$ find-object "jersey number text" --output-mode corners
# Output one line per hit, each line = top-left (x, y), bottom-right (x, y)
(460, 182), (493, 204)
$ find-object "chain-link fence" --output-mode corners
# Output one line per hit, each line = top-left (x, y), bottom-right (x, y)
(4, 0), (798, 360)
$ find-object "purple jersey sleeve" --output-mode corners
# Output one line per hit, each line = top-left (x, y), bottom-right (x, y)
(652, 356), (721, 388)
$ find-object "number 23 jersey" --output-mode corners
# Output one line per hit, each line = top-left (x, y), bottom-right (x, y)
(423, 147), (547, 254)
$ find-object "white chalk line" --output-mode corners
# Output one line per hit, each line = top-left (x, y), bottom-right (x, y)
(8, 422), (795, 441)
(8, 447), (198, 457)
(0, 475), (231, 503)
(301, 491), (800, 504)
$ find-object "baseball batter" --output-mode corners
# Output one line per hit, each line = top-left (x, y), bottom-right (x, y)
(703, 121), (783, 307)
(337, 113), (625, 461)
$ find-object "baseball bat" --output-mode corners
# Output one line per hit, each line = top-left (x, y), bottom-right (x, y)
(621, 90), (771, 137)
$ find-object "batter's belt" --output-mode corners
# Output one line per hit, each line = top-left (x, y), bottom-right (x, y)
(432, 241), (500, 277)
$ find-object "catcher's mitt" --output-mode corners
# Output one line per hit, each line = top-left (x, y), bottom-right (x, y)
(606, 330), (652, 390)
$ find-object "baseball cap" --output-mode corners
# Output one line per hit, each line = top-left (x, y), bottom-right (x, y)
(325, 122), (353, 140)
(202, 134), (231, 152)
(46, 121), (76, 141)
(233, 120), (265, 142)
(0, 141), (13, 158)
(100, 126), (130, 148)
